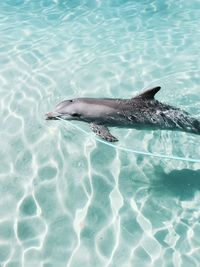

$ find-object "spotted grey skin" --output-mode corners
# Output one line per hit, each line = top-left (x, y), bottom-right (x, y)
(45, 86), (200, 142)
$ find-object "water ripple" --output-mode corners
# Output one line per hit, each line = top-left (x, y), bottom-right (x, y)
(0, 0), (200, 266)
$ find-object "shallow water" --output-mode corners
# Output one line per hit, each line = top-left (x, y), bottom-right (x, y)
(0, 0), (200, 266)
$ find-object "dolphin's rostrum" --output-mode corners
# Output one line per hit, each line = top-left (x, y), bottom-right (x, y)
(46, 87), (200, 142)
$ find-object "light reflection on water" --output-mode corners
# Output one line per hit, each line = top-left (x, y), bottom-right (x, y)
(0, 0), (200, 266)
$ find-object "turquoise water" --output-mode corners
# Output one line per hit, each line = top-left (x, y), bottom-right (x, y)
(0, 0), (200, 266)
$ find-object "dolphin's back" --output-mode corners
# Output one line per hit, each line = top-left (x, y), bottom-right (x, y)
(117, 98), (200, 134)
(75, 97), (200, 135)
(77, 97), (195, 132)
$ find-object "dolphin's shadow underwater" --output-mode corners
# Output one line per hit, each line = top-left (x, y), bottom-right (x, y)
(151, 168), (200, 201)
(46, 86), (200, 142)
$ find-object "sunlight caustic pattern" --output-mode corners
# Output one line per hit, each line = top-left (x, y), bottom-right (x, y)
(0, 0), (200, 266)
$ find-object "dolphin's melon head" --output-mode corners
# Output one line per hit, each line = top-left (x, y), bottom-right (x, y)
(45, 99), (83, 120)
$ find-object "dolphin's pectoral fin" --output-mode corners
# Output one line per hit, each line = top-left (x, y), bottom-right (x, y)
(90, 123), (118, 142)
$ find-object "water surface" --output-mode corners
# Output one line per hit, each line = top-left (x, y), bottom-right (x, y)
(0, 0), (200, 266)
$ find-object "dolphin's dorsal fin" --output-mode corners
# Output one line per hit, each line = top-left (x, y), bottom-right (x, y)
(133, 86), (161, 100)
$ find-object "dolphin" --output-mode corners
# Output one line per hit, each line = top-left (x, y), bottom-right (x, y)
(45, 86), (200, 142)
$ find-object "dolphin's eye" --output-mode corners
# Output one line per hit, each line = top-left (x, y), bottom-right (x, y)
(72, 113), (81, 117)
(69, 100), (73, 103)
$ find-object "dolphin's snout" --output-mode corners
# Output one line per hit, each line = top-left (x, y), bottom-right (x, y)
(45, 112), (59, 120)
